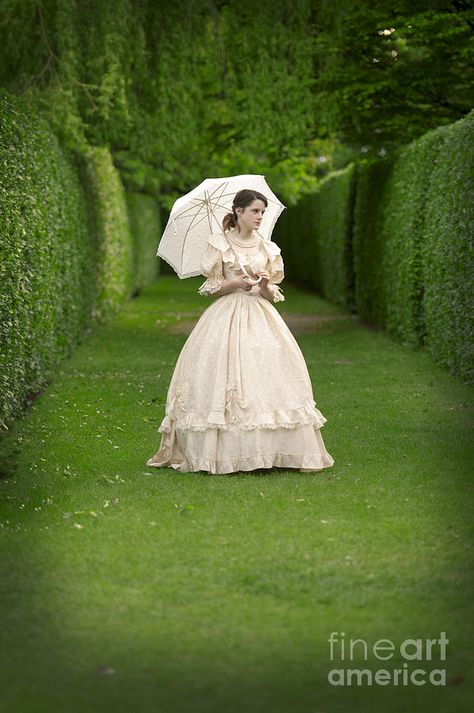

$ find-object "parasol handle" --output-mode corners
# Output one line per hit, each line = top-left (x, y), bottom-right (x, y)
(245, 276), (262, 285)
(239, 262), (262, 285)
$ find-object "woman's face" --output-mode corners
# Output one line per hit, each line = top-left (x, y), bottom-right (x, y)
(237, 199), (267, 231)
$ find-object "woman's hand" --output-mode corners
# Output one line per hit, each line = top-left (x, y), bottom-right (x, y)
(255, 270), (270, 288)
(255, 270), (275, 302)
(234, 274), (254, 291)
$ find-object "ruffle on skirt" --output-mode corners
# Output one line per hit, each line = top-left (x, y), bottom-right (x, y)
(157, 390), (328, 432)
(146, 420), (335, 475)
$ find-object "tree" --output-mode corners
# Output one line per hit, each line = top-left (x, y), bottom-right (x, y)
(313, 0), (474, 157)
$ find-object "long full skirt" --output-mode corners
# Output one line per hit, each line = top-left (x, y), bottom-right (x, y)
(146, 291), (335, 474)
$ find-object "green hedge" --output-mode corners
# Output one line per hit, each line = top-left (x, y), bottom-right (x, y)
(79, 146), (134, 324)
(379, 128), (449, 349)
(0, 91), (162, 431)
(274, 165), (356, 310)
(274, 110), (473, 382)
(0, 91), (93, 429)
(354, 111), (473, 380)
(274, 192), (317, 288)
(125, 192), (161, 293)
(314, 164), (356, 309)
(352, 159), (394, 327)
(420, 111), (474, 382)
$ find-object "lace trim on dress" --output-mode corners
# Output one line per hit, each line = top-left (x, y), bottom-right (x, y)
(157, 384), (328, 433)
(197, 275), (223, 295)
(267, 283), (285, 302)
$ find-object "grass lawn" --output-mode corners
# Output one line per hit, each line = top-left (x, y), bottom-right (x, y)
(0, 275), (473, 713)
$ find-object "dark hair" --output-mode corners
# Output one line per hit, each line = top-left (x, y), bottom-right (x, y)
(222, 189), (268, 233)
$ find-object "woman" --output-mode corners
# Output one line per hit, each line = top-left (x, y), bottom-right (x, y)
(146, 189), (335, 474)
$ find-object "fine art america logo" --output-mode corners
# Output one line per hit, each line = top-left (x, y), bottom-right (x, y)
(328, 631), (449, 686)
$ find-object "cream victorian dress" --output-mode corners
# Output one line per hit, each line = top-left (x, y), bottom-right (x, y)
(146, 230), (335, 474)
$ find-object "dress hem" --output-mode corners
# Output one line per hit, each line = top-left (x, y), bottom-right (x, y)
(146, 451), (335, 475)
(146, 423), (335, 475)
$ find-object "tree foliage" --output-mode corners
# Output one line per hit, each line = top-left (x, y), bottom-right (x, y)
(313, 0), (474, 157)
(0, 0), (322, 205)
(0, 0), (472, 202)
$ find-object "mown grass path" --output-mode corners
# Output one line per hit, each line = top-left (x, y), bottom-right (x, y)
(1, 276), (473, 713)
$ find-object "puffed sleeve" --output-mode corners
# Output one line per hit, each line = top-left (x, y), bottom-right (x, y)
(262, 240), (285, 303)
(197, 240), (224, 296)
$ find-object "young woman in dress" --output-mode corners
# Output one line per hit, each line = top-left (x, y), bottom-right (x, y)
(146, 189), (335, 474)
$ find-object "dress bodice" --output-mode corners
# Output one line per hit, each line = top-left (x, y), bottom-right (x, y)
(223, 236), (268, 289)
(198, 231), (285, 302)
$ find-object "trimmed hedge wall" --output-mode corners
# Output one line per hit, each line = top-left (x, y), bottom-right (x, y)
(274, 110), (474, 382)
(274, 164), (357, 310)
(352, 160), (394, 327)
(126, 192), (161, 293)
(0, 91), (93, 429)
(80, 145), (134, 323)
(315, 165), (356, 309)
(274, 191), (316, 288)
(379, 128), (449, 348)
(274, 166), (366, 309)
(420, 111), (474, 382)
(0, 91), (161, 430)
